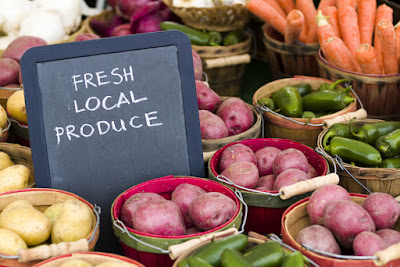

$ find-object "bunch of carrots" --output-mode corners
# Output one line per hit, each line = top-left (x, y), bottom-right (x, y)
(247, 0), (400, 75)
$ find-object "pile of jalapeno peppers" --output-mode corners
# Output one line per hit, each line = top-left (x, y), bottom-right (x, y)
(323, 120), (400, 168)
(258, 79), (354, 119)
(178, 234), (306, 267)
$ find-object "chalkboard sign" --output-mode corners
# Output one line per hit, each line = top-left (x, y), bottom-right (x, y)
(20, 31), (204, 251)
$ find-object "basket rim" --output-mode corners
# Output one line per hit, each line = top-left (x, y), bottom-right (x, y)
(163, 0), (247, 12)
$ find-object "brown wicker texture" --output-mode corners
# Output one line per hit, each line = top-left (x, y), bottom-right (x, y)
(0, 142), (34, 189)
(0, 189), (100, 267)
(252, 76), (358, 148)
(317, 50), (400, 121)
(193, 33), (252, 96)
(202, 97), (262, 162)
(317, 119), (400, 197)
(84, 9), (116, 35)
(262, 25), (320, 79)
(162, 0), (250, 31)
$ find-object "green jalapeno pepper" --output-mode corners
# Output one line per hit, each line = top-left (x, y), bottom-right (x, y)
(271, 86), (303, 117)
(318, 79), (350, 91)
(380, 157), (400, 168)
(223, 30), (242, 46)
(160, 22), (221, 46)
(282, 251), (305, 267)
(191, 234), (248, 266)
(177, 258), (190, 267)
(376, 128), (400, 158)
(350, 121), (400, 145)
(243, 241), (284, 267)
(293, 83), (312, 96)
(187, 256), (214, 267)
(325, 136), (382, 166)
(301, 111), (316, 118)
(302, 90), (355, 113)
(221, 248), (252, 267)
(258, 97), (276, 111)
(322, 123), (358, 148)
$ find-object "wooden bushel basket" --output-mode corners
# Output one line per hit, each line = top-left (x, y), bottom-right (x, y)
(0, 188), (100, 267)
(281, 194), (400, 267)
(317, 119), (400, 197)
(262, 25), (319, 79)
(252, 76), (362, 148)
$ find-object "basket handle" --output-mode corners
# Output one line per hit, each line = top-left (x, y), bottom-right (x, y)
(373, 242), (400, 266)
(279, 173), (339, 200)
(168, 228), (238, 260)
(18, 239), (89, 263)
(204, 54), (251, 69)
(323, 108), (368, 128)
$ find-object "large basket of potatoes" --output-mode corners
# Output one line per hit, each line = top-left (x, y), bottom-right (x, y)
(0, 188), (100, 267)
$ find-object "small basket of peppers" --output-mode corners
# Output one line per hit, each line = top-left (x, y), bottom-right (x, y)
(317, 118), (400, 197)
(252, 76), (366, 148)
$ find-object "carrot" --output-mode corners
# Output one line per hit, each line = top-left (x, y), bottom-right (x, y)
(336, 0), (356, 10)
(376, 20), (399, 74)
(357, 0), (376, 45)
(374, 4), (393, 72)
(322, 6), (341, 38)
(276, 0), (295, 14)
(247, 0), (286, 35)
(395, 21), (400, 62)
(323, 36), (357, 72)
(296, 0), (318, 43)
(355, 44), (382, 74)
(316, 10), (336, 46)
(317, 0), (336, 10)
(262, 0), (286, 18)
(338, 6), (360, 58)
(284, 9), (305, 44)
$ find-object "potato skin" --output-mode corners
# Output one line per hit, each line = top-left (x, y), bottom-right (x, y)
(273, 168), (310, 191)
(199, 110), (228, 139)
(353, 231), (388, 256)
(307, 164), (318, 178)
(192, 49), (203, 80)
(255, 174), (275, 191)
(0, 164), (31, 194)
(189, 192), (237, 231)
(132, 200), (186, 236)
(376, 229), (400, 246)
(219, 143), (256, 172)
(272, 148), (309, 176)
(196, 81), (221, 112)
(255, 146), (282, 176)
(120, 192), (166, 228)
(220, 161), (259, 189)
(323, 200), (375, 249)
(296, 225), (341, 254)
(362, 192), (400, 230)
(3, 36), (47, 62)
(0, 58), (20, 87)
(307, 184), (350, 225)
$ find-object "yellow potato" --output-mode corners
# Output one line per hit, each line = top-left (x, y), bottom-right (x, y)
(2, 200), (32, 213)
(0, 151), (15, 171)
(96, 262), (137, 267)
(0, 164), (31, 193)
(0, 105), (8, 130)
(44, 203), (64, 224)
(0, 205), (52, 246)
(0, 228), (27, 255)
(59, 259), (94, 267)
(7, 90), (27, 125)
(52, 199), (93, 243)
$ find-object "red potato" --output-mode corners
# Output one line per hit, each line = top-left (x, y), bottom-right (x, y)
(199, 110), (228, 139)
(132, 200), (186, 236)
(376, 229), (400, 246)
(2, 36), (47, 62)
(273, 168), (310, 191)
(171, 183), (206, 228)
(219, 143), (256, 172)
(272, 148), (309, 176)
(323, 200), (375, 249)
(0, 58), (20, 87)
(255, 174), (275, 191)
(186, 227), (203, 235)
(75, 33), (101, 41)
(110, 23), (132, 36)
(307, 164), (318, 178)
(307, 184), (351, 225)
(296, 225), (341, 254)
(195, 81), (221, 112)
(189, 192), (237, 231)
(362, 192), (400, 230)
(192, 49), (203, 80)
(353, 231), (388, 256)
(120, 192), (166, 228)
(216, 97), (254, 136)
(255, 146), (282, 176)
(220, 161), (259, 189)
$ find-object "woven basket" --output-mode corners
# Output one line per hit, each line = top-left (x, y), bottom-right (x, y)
(0, 142), (35, 190)
(162, 0), (250, 31)
(0, 188), (100, 267)
(84, 9), (116, 36)
(317, 119), (400, 197)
